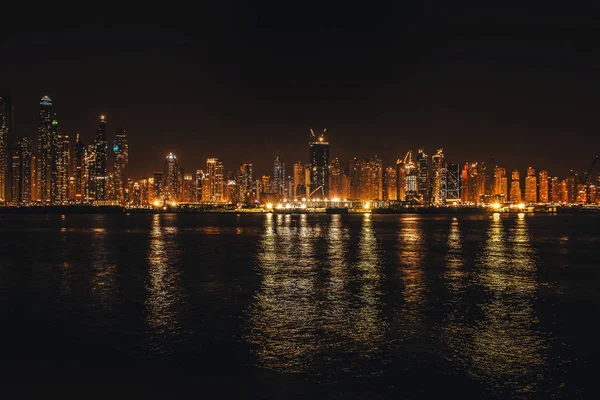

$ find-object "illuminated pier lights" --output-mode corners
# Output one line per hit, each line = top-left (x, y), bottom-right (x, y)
(265, 197), (368, 212)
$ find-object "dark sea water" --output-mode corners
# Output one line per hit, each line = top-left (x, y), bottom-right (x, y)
(0, 212), (599, 399)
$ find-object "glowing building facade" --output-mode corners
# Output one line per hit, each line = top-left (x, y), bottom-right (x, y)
(38, 96), (53, 204)
(207, 157), (223, 202)
(539, 170), (549, 203)
(525, 167), (537, 203)
(309, 130), (329, 199)
(113, 130), (128, 205)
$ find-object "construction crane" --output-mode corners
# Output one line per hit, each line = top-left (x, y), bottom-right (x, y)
(310, 128), (326, 139)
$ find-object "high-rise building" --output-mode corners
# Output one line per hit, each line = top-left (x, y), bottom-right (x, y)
(461, 162), (485, 204)
(539, 170), (549, 203)
(432, 149), (447, 205)
(493, 167), (508, 202)
(292, 162), (304, 199)
(73, 134), (85, 203)
(384, 165), (397, 201)
(446, 163), (461, 202)
(566, 170), (577, 203)
(309, 129), (329, 199)
(38, 96), (53, 204)
(550, 176), (560, 203)
(0, 94), (13, 203)
(237, 164), (253, 203)
(153, 172), (164, 201)
(396, 159), (406, 201)
(182, 173), (195, 203)
(164, 153), (180, 201)
(510, 170), (521, 203)
(403, 151), (418, 202)
(10, 148), (21, 205)
(85, 143), (97, 202)
(207, 157), (224, 202)
(366, 156), (383, 200)
(52, 119), (70, 204)
(416, 148), (428, 202)
(93, 115), (108, 202)
(328, 157), (343, 199)
(113, 130), (128, 205)
(560, 179), (568, 203)
(348, 157), (364, 199)
(273, 154), (286, 198)
(31, 155), (39, 202)
(525, 167), (537, 203)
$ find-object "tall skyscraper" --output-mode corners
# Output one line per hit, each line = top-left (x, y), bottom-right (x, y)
(182, 173), (195, 203)
(85, 143), (97, 202)
(550, 176), (560, 203)
(273, 154), (286, 198)
(113, 130), (128, 205)
(10, 147), (21, 205)
(31, 154), (39, 202)
(539, 170), (549, 203)
(510, 170), (521, 203)
(404, 151), (418, 201)
(292, 161), (304, 199)
(416, 148), (428, 202)
(73, 134), (85, 203)
(396, 158), (406, 201)
(525, 167), (537, 203)
(94, 115), (108, 202)
(328, 157), (343, 199)
(432, 149), (446, 205)
(566, 170), (576, 203)
(446, 163), (461, 202)
(384, 165), (397, 201)
(348, 157), (364, 199)
(38, 96), (53, 204)
(493, 167), (508, 202)
(238, 164), (253, 203)
(207, 157), (224, 202)
(309, 129), (329, 199)
(164, 153), (180, 201)
(52, 119), (70, 204)
(366, 155), (383, 200)
(0, 94), (13, 203)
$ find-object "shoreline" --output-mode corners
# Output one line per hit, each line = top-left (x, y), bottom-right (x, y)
(0, 205), (599, 215)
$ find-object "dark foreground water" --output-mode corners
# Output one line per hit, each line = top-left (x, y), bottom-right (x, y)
(0, 213), (598, 399)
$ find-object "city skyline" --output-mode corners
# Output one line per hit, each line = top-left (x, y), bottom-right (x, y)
(1, 94), (599, 207)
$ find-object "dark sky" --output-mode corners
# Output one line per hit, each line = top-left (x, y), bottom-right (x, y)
(2, 2), (600, 179)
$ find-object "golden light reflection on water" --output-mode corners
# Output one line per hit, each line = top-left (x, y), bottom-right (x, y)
(89, 219), (116, 309)
(468, 216), (548, 393)
(444, 218), (465, 295)
(397, 217), (425, 332)
(145, 214), (185, 353)
(247, 213), (385, 374)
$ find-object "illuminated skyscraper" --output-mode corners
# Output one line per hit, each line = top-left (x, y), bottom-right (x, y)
(493, 167), (507, 202)
(446, 163), (461, 202)
(416, 148), (428, 202)
(273, 153), (286, 198)
(566, 170), (576, 203)
(396, 158), (406, 201)
(182, 173), (195, 203)
(238, 164), (253, 202)
(113, 130), (128, 205)
(31, 155), (39, 202)
(0, 94), (13, 203)
(328, 157), (343, 199)
(9, 148), (20, 205)
(539, 170), (549, 203)
(292, 162), (304, 198)
(51, 119), (70, 204)
(348, 157), (364, 199)
(309, 129), (329, 199)
(207, 157), (223, 202)
(510, 170), (521, 203)
(164, 153), (180, 201)
(403, 151), (418, 202)
(550, 176), (560, 203)
(432, 149), (446, 205)
(38, 96), (53, 204)
(366, 155), (383, 200)
(384, 165), (397, 201)
(85, 143), (96, 202)
(525, 167), (537, 203)
(94, 115), (108, 202)
(73, 134), (85, 203)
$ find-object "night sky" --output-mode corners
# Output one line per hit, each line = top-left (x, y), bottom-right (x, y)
(2, 3), (600, 179)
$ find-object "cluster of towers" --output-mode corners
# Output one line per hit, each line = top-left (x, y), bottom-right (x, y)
(2, 95), (598, 207)
(0, 95), (128, 206)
